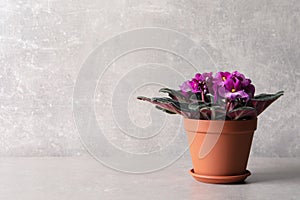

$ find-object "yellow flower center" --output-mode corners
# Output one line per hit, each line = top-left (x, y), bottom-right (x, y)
(222, 77), (226, 81)
(231, 88), (236, 93)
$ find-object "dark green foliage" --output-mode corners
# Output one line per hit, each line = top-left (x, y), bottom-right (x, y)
(137, 89), (283, 120)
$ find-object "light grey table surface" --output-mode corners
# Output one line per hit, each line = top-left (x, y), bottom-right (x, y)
(0, 156), (299, 200)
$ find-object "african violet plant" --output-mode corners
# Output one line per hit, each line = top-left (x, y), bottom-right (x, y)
(137, 71), (283, 120)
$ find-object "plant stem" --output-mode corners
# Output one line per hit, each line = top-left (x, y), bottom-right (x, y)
(226, 101), (231, 113)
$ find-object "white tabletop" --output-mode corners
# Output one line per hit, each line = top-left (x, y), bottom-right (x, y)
(0, 156), (299, 200)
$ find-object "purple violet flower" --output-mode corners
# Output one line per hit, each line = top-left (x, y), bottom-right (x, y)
(213, 71), (231, 101)
(224, 78), (249, 101)
(213, 71), (255, 102)
(180, 71), (255, 103)
(179, 72), (213, 94)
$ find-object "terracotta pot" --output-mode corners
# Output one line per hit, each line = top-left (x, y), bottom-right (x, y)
(184, 118), (257, 184)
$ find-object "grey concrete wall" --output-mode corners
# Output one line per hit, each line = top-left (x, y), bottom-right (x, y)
(0, 0), (299, 157)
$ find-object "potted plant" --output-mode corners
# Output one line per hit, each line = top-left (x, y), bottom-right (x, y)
(137, 71), (283, 184)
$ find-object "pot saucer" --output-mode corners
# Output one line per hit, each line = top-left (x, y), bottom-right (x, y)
(189, 169), (251, 184)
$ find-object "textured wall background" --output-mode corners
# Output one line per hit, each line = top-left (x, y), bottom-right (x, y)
(0, 0), (299, 157)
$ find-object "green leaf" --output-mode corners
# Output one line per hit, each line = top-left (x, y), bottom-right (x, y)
(155, 106), (176, 114)
(188, 101), (209, 111)
(205, 93), (215, 103)
(252, 91), (284, 101)
(227, 107), (257, 120)
(250, 91), (284, 116)
(199, 106), (226, 120)
(137, 96), (191, 117)
(158, 88), (190, 103)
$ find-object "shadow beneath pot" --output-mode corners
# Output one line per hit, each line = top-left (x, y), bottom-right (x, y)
(248, 164), (300, 183)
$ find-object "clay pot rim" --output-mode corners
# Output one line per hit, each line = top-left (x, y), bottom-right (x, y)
(183, 117), (257, 123)
(184, 118), (257, 133)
